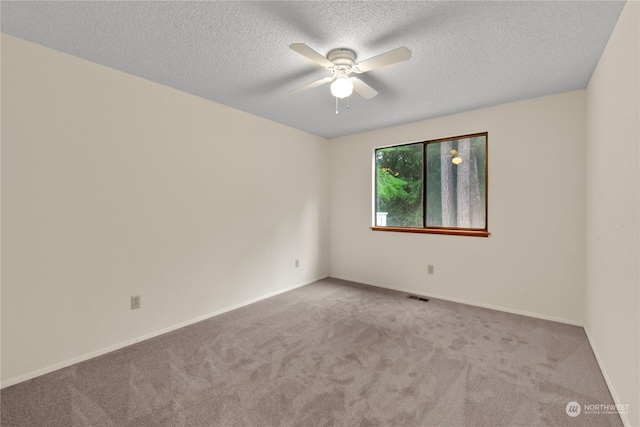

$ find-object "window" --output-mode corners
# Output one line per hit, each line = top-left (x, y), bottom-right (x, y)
(374, 133), (488, 237)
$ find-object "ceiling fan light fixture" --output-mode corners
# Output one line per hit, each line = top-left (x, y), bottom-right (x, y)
(330, 76), (353, 99)
(289, 43), (411, 104)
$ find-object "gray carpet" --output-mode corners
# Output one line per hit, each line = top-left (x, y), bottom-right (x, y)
(1, 278), (622, 426)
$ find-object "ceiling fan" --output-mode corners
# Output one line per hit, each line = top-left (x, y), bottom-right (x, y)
(289, 43), (412, 104)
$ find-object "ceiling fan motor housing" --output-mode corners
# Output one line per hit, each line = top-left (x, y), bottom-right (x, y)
(327, 48), (356, 67)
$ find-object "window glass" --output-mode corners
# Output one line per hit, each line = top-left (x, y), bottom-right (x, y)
(426, 135), (486, 228)
(374, 133), (487, 233)
(375, 143), (423, 227)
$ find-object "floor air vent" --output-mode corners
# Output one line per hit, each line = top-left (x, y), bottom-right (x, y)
(407, 295), (429, 302)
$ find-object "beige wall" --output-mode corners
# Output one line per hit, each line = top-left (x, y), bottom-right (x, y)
(1, 34), (330, 385)
(328, 90), (587, 325)
(585, 2), (640, 426)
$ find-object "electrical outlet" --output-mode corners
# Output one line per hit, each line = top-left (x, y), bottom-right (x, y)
(295, 259), (300, 268)
(428, 265), (434, 274)
(131, 295), (141, 310)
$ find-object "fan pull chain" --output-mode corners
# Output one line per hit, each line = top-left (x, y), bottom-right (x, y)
(335, 97), (351, 115)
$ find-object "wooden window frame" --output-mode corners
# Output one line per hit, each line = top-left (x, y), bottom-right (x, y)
(372, 132), (489, 237)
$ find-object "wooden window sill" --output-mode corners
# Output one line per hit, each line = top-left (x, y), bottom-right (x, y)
(371, 226), (490, 237)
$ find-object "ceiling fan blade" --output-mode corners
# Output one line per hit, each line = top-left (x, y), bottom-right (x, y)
(354, 46), (411, 73)
(289, 76), (333, 96)
(351, 77), (378, 99)
(290, 43), (334, 68)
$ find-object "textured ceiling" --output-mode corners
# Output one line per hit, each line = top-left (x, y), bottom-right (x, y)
(1, 1), (626, 139)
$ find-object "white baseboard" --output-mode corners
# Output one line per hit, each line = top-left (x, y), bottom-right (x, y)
(1, 276), (327, 389)
(330, 275), (584, 327)
(583, 325), (631, 427)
